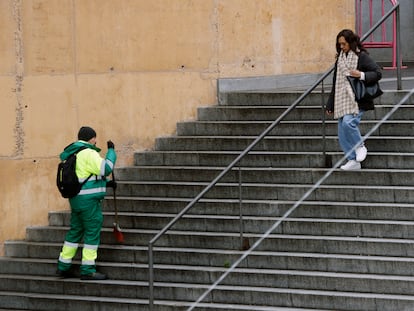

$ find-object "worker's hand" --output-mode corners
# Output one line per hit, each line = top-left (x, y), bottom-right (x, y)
(107, 140), (115, 149)
(107, 180), (117, 189)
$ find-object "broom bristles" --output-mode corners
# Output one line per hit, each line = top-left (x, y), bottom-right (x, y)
(113, 223), (124, 243)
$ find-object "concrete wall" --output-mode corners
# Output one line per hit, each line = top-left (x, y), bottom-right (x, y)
(0, 0), (354, 254)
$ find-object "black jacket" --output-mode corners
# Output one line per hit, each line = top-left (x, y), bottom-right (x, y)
(326, 51), (382, 112)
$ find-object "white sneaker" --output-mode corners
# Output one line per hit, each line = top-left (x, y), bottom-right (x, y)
(340, 160), (361, 171)
(356, 145), (367, 162)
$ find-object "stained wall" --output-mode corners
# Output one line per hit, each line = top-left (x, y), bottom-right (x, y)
(0, 0), (354, 254)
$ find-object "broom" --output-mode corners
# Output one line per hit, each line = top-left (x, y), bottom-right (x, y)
(111, 171), (124, 243)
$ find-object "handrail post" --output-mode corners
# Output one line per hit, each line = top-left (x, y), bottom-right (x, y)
(321, 80), (326, 161)
(321, 80), (332, 168)
(395, 4), (402, 90)
(148, 243), (154, 310)
(238, 165), (244, 249)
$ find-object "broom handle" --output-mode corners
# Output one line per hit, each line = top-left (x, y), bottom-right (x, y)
(111, 171), (118, 223)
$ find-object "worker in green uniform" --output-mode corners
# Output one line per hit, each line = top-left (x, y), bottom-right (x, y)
(56, 126), (117, 280)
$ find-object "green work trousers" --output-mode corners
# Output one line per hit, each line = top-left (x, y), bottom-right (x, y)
(58, 197), (103, 275)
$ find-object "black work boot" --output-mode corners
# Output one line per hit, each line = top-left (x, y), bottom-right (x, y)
(56, 269), (76, 279)
(80, 272), (107, 280)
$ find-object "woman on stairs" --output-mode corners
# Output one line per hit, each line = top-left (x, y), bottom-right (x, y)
(326, 29), (382, 170)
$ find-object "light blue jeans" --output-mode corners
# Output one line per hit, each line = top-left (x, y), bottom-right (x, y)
(338, 110), (365, 161)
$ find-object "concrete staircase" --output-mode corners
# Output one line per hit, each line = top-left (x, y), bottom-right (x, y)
(1, 89), (414, 311)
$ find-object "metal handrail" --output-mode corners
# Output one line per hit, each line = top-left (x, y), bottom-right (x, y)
(148, 2), (402, 309)
(148, 66), (334, 308)
(187, 86), (414, 311)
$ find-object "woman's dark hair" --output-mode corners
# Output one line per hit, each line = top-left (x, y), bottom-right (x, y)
(335, 29), (367, 55)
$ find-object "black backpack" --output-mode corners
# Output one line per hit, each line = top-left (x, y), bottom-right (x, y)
(56, 146), (92, 198)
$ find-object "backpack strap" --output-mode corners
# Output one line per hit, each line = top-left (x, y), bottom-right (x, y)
(79, 174), (93, 187)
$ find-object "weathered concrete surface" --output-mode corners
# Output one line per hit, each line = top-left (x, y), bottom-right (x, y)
(0, 0), (354, 254)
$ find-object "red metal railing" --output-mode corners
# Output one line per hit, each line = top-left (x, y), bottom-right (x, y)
(356, 0), (405, 69)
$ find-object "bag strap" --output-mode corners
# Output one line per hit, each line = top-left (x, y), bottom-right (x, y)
(80, 174), (93, 187)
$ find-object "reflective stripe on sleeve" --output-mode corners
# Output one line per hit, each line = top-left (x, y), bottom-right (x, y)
(78, 187), (106, 195)
(105, 159), (114, 170)
(100, 160), (106, 176)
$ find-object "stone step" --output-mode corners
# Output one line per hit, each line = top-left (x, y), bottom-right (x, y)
(134, 150), (329, 167)
(24, 227), (414, 257)
(222, 91), (413, 106)
(2, 279), (414, 310)
(0, 290), (343, 311)
(108, 181), (414, 204)
(0, 290), (151, 311)
(115, 166), (414, 186)
(102, 196), (283, 215)
(198, 105), (327, 121)
(220, 92), (327, 106)
(134, 150), (414, 169)
(47, 211), (414, 238)
(100, 197), (414, 220)
(154, 136), (414, 153)
(196, 105), (414, 121)
(176, 120), (414, 136)
(5, 242), (414, 276)
(3, 263), (414, 296)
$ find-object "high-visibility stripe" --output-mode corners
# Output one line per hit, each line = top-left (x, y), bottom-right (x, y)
(78, 187), (106, 195)
(100, 160), (106, 176)
(78, 175), (103, 183)
(59, 241), (79, 263)
(78, 177), (89, 183)
(82, 244), (98, 266)
(64, 241), (79, 248)
(59, 256), (72, 264)
(84, 244), (99, 250)
(82, 259), (95, 266)
(105, 159), (114, 170)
